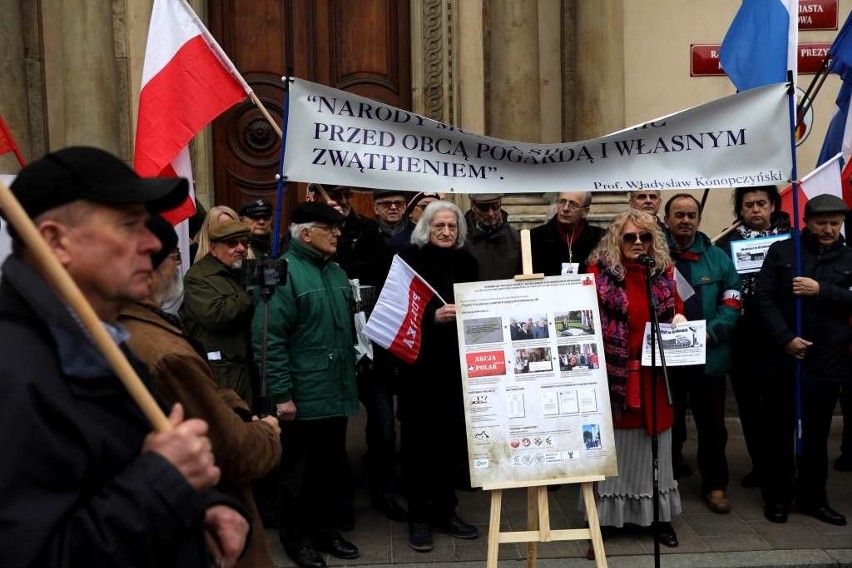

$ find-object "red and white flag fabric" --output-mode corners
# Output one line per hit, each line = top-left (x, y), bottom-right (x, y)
(134, 0), (250, 224)
(780, 152), (849, 222)
(364, 255), (446, 364)
(0, 116), (26, 168)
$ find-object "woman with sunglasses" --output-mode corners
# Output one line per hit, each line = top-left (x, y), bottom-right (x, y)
(583, 209), (685, 548)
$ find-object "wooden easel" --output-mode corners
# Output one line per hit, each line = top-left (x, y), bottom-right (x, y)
(482, 230), (608, 568)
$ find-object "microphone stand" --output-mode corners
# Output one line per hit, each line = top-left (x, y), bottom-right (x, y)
(642, 258), (672, 568)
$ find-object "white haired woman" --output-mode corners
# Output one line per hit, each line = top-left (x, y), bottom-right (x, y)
(397, 200), (480, 552)
(583, 209), (685, 549)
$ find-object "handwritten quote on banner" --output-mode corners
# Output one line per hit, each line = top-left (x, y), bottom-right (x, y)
(282, 79), (793, 194)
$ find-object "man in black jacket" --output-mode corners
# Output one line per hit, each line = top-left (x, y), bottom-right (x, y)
(0, 147), (250, 567)
(756, 193), (852, 526)
(530, 191), (604, 275)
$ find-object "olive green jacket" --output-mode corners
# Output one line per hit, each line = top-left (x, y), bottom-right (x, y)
(181, 253), (256, 401)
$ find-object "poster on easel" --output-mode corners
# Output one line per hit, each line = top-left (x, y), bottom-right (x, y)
(455, 274), (617, 488)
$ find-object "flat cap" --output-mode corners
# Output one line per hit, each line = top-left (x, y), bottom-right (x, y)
(373, 189), (408, 200)
(804, 193), (849, 217)
(469, 193), (503, 203)
(292, 202), (346, 224)
(209, 219), (251, 242)
(239, 199), (272, 218)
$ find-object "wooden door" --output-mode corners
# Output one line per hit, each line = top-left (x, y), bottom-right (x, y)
(209, 0), (411, 224)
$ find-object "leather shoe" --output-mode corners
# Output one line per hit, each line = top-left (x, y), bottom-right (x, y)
(372, 497), (408, 522)
(409, 521), (433, 551)
(315, 533), (360, 559)
(705, 490), (731, 514)
(740, 469), (761, 488)
(652, 522), (678, 548)
(796, 503), (847, 526)
(284, 545), (326, 568)
(764, 502), (788, 523)
(432, 514), (480, 539)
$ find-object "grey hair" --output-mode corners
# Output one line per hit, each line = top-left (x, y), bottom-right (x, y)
(410, 200), (467, 249)
(289, 221), (315, 239)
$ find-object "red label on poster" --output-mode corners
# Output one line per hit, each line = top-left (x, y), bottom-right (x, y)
(691, 42), (833, 77)
(466, 351), (506, 378)
(799, 0), (838, 30)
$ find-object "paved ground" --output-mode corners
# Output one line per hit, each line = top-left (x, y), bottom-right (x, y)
(266, 402), (852, 567)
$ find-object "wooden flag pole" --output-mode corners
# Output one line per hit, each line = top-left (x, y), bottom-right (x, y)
(0, 179), (171, 432)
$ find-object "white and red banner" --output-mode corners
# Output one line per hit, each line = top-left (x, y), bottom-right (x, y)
(781, 152), (849, 220)
(364, 255), (445, 364)
(283, 78), (792, 194)
(134, 0), (250, 225)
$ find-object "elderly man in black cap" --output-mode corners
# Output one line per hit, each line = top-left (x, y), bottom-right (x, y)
(756, 193), (852, 526)
(0, 146), (250, 567)
(254, 202), (360, 568)
(373, 189), (409, 240)
(464, 193), (521, 280)
(239, 198), (273, 259)
(182, 219), (257, 403)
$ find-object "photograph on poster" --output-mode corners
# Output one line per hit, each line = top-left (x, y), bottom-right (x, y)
(509, 315), (549, 341)
(463, 316), (504, 345)
(513, 347), (553, 374)
(557, 343), (600, 371)
(554, 310), (595, 337)
(583, 423), (602, 450)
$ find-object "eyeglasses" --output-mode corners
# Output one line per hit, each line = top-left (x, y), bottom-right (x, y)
(167, 250), (182, 264)
(621, 231), (653, 244)
(311, 224), (342, 234)
(222, 237), (249, 248)
(556, 199), (587, 211)
(473, 201), (501, 212)
(414, 201), (436, 210)
(376, 200), (406, 209)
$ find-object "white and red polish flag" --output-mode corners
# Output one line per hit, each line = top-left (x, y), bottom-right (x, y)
(364, 255), (446, 364)
(134, 0), (251, 225)
(781, 153), (848, 223)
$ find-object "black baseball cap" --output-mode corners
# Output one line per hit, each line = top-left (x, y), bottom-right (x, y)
(291, 202), (346, 224)
(8, 146), (188, 219)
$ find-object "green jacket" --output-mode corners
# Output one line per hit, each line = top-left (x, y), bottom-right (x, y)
(254, 239), (358, 420)
(667, 231), (741, 375)
(181, 254), (256, 401)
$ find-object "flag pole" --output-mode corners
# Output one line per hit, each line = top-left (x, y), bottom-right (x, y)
(796, 56), (830, 123)
(786, 70), (804, 453)
(0, 178), (171, 432)
(249, 91), (283, 139)
(272, 70), (294, 258)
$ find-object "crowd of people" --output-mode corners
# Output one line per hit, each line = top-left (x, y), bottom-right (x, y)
(2, 146), (851, 568)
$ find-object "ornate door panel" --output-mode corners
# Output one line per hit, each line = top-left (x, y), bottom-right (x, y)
(210, 0), (411, 223)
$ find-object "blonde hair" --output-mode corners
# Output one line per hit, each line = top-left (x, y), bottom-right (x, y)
(587, 209), (672, 280)
(193, 205), (249, 263)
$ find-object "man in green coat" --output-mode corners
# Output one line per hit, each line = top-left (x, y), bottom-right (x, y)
(254, 202), (360, 568)
(665, 194), (741, 516)
(181, 220), (256, 403)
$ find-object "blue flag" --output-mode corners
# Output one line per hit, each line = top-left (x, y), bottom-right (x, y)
(829, 9), (852, 78)
(719, 0), (797, 91)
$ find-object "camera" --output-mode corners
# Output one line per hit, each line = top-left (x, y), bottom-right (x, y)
(241, 257), (288, 289)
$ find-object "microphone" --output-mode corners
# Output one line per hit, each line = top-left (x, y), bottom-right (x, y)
(637, 254), (656, 267)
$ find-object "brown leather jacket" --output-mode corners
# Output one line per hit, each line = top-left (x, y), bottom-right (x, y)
(121, 303), (281, 568)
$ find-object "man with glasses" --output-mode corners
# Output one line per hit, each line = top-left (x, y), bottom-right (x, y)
(530, 191), (604, 275)
(255, 202), (360, 568)
(373, 190), (409, 240)
(464, 193), (521, 280)
(182, 220), (257, 403)
(664, 194), (741, 515)
(390, 191), (440, 252)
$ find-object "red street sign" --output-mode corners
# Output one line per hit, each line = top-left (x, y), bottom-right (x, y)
(691, 42), (833, 77)
(799, 0), (838, 31)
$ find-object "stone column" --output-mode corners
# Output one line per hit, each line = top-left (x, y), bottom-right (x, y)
(41, 0), (122, 154)
(488, 0), (541, 142)
(0, 0), (31, 171)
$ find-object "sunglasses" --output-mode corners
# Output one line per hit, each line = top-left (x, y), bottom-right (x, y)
(621, 231), (653, 244)
(473, 201), (501, 212)
(376, 200), (406, 209)
(222, 237), (250, 248)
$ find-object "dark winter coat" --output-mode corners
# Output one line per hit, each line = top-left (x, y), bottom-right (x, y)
(756, 230), (852, 383)
(463, 209), (522, 281)
(530, 217), (605, 276)
(335, 209), (393, 287)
